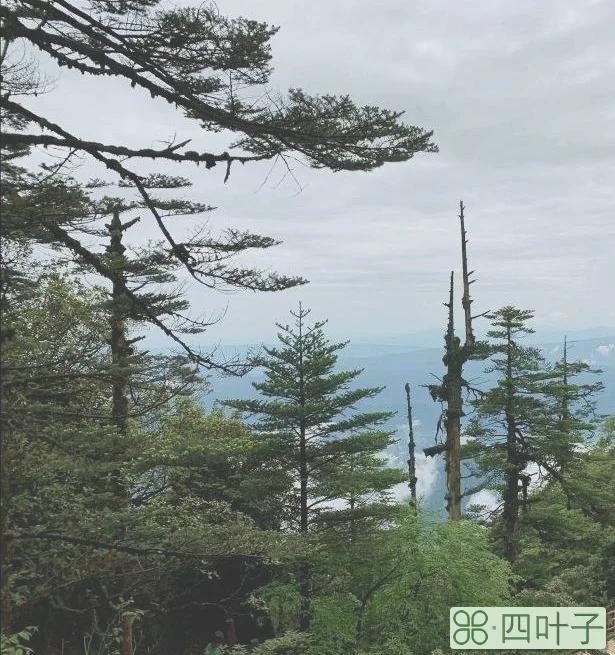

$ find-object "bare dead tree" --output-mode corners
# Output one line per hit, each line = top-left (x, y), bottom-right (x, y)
(405, 382), (417, 508)
(423, 201), (481, 520)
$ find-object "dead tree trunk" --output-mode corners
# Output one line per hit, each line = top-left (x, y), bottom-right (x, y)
(405, 383), (418, 508)
(443, 270), (463, 520)
(423, 201), (478, 521)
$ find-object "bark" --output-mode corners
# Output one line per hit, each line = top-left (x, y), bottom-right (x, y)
(443, 275), (463, 521)
(502, 416), (520, 563)
(424, 202), (478, 521)
(225, 618), (237, 646)
(405, 383), (418, 507)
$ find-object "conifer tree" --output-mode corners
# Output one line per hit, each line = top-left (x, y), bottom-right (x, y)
(463, 307), (546, 562)
(1, 0), (437, 372)
(1, 0), (436, 173)
(536, 336), (603, 493)
(463, 308), (603, 563)
(222, 304), (404, 631)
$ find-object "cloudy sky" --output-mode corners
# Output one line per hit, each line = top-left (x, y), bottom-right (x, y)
(22, 0), (615, 345)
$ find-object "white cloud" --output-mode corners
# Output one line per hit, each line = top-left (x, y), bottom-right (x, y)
(388, 453), (439, 505)
(467, 489), (499, 510)
(392, 482), (410, 503)
(416, 454), (439, 499)
(596, 343), (614, 357)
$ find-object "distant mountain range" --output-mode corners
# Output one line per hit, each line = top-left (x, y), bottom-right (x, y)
(200, 332), (615, 514)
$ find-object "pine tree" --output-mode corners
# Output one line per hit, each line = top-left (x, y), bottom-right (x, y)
(463, 308), (603, 563)
(536, 336), (604, 498)
(222, 304), (404, 631)
(1, 0), (437, 371)
(1, 1), (436, 172)
(463, 307), (546, 562)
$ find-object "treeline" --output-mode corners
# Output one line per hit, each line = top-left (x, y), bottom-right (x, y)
(1, 1), (613, 654)
(1, 260), (613, 655)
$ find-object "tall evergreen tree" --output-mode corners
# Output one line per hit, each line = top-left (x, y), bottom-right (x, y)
(463, 308), (603, 563)
(536, 337), (603, 498)
(463, 307), (548, 563)
(222, 304), (404, 631)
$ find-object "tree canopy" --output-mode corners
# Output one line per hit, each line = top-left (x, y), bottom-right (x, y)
(223, 304), (406, 632)
(1, 6), (612, 650)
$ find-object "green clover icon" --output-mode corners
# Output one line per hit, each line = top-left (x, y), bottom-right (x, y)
(453, 610), (489, 645)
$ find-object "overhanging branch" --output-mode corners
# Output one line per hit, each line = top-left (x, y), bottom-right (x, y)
(0, 131), (271, 168)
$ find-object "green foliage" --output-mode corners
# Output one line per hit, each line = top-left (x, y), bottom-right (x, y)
(135, 396), (289, 529)
(256, 511), (512, 655)
(0, 269), (276, 646)
(357, 515), (511, 654)
(222, 304), (405, 534)
(513, 418), (615, 606)
(0, 628), (36, 655)
(462, 307), (604, 562)
(252, 631), (313, 655)
(0, 11), (437, 643)
(255, 584), (303, 634)
(2, 270), (611, 652)
(310, 594), (360, 654)
(355, 636), (419, 655)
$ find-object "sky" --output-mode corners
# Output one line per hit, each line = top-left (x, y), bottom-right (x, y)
(18, 0), (615, 345)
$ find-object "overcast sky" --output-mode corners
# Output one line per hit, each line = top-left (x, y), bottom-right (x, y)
(23, 0), (615, 345)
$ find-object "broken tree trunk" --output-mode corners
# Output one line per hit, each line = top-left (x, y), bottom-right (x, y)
(405, 383), (418, 507)
(225, 618), (237, 646)
(423, 201), (478, 521)
(443, 271), (463, 521)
